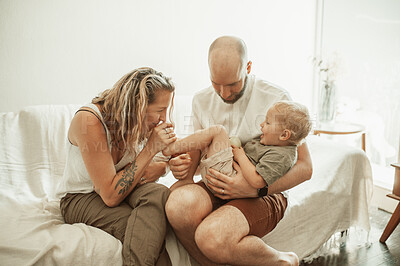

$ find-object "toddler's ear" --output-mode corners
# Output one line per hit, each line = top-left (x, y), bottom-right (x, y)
(279, 129), (291, 141)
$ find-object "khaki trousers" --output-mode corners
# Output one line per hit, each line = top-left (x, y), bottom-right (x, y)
(60, 183), (171, 266)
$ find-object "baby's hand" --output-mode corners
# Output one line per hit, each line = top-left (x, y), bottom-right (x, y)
(232, 146), (246, 161)
(229, 136), (242, 148)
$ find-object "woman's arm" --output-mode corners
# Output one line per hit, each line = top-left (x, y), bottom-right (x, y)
(70, 111), (175, 207)
(232, 147), (267, 189)
(104, 147), (156, 206)
(140, 161), (168, 184)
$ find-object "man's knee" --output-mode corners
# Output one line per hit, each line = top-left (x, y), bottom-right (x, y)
(165, 184), (211, 229)
(195, 205), (250, 262)
(195, 219), (230, 262)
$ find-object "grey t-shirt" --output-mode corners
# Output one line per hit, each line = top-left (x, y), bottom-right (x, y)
(243, 138), (297, 186)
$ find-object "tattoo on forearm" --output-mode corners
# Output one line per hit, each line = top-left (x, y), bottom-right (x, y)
(115, 160), (138, 195)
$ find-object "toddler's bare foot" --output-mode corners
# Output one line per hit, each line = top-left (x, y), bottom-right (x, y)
(162, 146), (173, 156)
(278, 251), (299, 266)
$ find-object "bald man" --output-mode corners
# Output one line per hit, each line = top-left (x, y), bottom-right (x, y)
(166, 36), (312, 265)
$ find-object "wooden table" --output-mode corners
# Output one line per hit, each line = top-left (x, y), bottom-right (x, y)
(314, 121), (366, 151)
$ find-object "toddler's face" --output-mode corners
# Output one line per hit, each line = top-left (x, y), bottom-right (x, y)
(259, 107), (285, 146)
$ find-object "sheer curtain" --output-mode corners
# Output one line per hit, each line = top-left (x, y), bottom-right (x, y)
(318, 0), (400, 188)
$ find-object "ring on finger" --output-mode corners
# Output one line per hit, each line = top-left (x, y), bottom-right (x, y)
(141, 177), (147, 184)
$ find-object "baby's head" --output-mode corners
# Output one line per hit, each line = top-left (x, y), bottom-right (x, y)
(260, 101), (312, 146)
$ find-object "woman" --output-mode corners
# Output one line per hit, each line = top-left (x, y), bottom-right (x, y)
(56, 67), (177, 265)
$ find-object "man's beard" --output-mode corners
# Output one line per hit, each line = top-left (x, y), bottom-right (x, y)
(220, 76), (248, 104)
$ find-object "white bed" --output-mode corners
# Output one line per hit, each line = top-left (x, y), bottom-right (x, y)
(0, 99), (373, 265)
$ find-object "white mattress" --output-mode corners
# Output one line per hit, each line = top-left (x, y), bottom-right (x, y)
(0, 104), (373, 265)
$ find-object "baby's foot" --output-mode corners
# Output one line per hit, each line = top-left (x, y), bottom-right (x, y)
(162, 146), (173, 156)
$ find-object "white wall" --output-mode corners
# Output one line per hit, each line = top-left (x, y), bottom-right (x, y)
(0, 0), (316, 113)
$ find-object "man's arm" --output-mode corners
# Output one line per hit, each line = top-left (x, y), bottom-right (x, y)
(268, 142), (313, 194)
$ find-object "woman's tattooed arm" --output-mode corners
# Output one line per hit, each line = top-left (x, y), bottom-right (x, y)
(115, 160), (138, 195)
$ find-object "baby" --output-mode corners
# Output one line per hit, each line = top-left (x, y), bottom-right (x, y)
(163, 101), (312, 192)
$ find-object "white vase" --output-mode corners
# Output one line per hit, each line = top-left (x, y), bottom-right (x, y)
(318, 80), (336, 122)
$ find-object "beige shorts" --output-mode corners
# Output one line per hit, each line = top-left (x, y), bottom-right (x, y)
(199, 147), (237, 193)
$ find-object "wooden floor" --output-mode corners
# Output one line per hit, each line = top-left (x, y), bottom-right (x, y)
(301, 206), (400, 266)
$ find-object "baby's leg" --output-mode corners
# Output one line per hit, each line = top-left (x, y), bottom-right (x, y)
(163, 125), (230, 157)
(205, 125), (230, 157)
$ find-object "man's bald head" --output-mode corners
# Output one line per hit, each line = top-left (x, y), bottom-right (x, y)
(207, 36), (251, 104)
(208, 36), (248, 73)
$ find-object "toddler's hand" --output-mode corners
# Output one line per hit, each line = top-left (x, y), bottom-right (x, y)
(229, 136), (242, 148)
(232, 146), (245, 161)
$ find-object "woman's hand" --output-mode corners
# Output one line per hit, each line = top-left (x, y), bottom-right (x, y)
(139, 161), (168, 185)
(205, 162), (258, 200)
(147, 122), (177, 155)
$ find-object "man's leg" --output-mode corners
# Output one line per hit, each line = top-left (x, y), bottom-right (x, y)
(165, 183), (222, 265)
(195, 197), (299, 266)
(163, 125), (229, 157)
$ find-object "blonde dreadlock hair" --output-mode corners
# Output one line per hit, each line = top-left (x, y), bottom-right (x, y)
(92, 67), (175, 155)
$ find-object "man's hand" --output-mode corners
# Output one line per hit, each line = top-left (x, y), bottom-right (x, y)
(205, 162), (258, 200)
(140, 161), (167, 184)
(168, 153), (192, 179)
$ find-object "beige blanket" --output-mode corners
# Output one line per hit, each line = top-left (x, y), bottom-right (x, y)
(0, 104), (373, 265)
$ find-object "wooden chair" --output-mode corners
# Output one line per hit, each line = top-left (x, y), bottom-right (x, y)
(379, 162), (400, 243)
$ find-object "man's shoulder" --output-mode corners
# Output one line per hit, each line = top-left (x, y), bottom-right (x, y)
(252, 76), (291, 100)
(192, 85), (215, 109)
(193, 85), (214, 100)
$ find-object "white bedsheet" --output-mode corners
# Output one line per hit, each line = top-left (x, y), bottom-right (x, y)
(0, 104), (373, 265)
